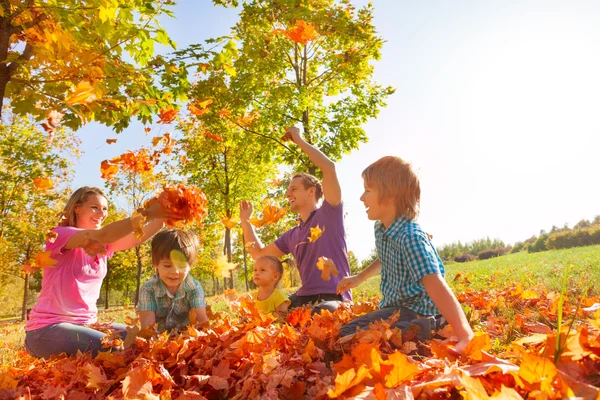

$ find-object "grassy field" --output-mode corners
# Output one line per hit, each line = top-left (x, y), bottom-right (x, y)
(2, 245), (598, 366)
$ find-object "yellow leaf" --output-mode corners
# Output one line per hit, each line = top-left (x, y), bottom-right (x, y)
(328, 365), (372, 398)
(308, 225), (325, 242)
(316, 256), (338, 281)
(33, 177), (53, 190)
(518, 352), (558, 394)
(463, 331), (492, 361)
(220, 215), (240, 229)
(33, 251), (57, 268)
(170, 250), (189, 271)
(65, 81), (101, 106)
(212, 254), (237, 278)
(382, 351), (419, 388)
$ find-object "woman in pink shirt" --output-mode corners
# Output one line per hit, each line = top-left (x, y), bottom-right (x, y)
(25, 186), (167, 358)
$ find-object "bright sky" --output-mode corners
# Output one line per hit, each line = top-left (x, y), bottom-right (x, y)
(73, 1), (600, 261)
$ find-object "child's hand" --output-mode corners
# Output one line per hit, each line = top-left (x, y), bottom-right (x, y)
(240, 200), (254, 221)
(336, 275), (362, 294)
(448, 337), (471, 356)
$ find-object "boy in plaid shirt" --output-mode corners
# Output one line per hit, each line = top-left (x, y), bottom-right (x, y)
(137, 229), (208, 332)
(337, 157), (474, 353)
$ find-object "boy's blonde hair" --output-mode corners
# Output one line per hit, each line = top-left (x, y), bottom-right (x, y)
(151, 229), (200, 267)
(59, 186), (108, 227)
(362, 156), (420, 220)
(291, 173), (323, 201)
(257, 255), (284, 286)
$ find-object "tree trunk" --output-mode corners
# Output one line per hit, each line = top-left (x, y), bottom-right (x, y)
(105, 260), (110, 309)
(214, 274), (219, 295)
(134, 245), (143, 305)
(224, 227), (233, 289)
(21, 273), (29, 321)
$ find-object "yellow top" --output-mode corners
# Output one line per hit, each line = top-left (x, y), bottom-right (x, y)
(254, 289), (290, 314)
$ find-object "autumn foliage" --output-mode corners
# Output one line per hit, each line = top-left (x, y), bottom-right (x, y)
(156, 185), (209, 227)
(2, 286), (600, 399)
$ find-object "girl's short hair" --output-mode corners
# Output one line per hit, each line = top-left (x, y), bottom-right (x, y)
(59, 186), (108, 227)
(362, 156), (420, 220)
(151, 229), (200, 267)
(291, 173), (323, 201)
(257, 255), (284, 286)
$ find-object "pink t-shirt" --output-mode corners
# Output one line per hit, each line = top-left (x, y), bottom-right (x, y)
(25, 226), (113, 331)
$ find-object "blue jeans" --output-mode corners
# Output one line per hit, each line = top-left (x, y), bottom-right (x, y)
(288, 293), (343, 314)
(25, 322), (127, 358)
(339, 306), (446, 341)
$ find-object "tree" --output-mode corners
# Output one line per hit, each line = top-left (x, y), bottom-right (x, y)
(0, 115), (76, 319)
(0, 0), (188, 131)
(216, 0), (394, 174)
(101, 145), (169, 304)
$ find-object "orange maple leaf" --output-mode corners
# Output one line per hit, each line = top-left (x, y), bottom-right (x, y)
(463, 331), (492, 361)
(316, 256), (338, 281)
(156, 184), (208, 226)
(328, 365), (372, 398)
(106, 138), (117, 144)
(249, 199), (286, 227)
(32, 251), (57, 268)
(381, 351), (419, 388)
(205, 130), (224, 142)
(100, 160), (119, 180)
(157, 107), (178, 124)
(144, 126), (151, 134)
(33, 177), (53, 190)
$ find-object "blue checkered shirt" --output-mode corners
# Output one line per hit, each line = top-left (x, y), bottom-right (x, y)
(375, 217), (444, 315)
(136, 274), (206, 332)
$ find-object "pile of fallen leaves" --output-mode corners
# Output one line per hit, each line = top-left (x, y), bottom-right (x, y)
(1, 287), (600, 399)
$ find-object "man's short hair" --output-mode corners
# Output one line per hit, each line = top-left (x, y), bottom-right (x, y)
(362, 156), (420, 220)
(291, 172), (323, 201)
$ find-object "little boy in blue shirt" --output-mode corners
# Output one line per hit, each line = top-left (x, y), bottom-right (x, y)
(137, 229), (208, 332)
(337, 156), (474, 353)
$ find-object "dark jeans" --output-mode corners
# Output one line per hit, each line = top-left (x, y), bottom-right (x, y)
(289, 293), (343, 314)
(25, 322), (127, 358)
(339, 306), (446, 341)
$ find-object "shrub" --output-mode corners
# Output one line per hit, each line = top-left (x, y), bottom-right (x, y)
(546, 224), (600, 250)
(477, 248), (506, 260)
(453, 253), (477, 263)
(509, 242), (525, 253)
(528, 233), (550, 253)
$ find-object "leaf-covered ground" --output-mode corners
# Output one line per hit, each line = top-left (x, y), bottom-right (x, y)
(1, 286), (600, 399)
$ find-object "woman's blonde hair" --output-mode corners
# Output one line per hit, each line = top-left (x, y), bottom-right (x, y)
(59, 186), (108, 227)
(362, 156), (420, 220)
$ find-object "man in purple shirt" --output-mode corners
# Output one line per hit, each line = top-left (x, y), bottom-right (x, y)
(240, 126), (352, 311)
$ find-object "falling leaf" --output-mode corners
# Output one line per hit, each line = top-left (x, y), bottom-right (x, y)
(316, 256), (338, 281)
(32, 251), (57, 268)
(100, 160), (119, 180)
(144, 126), (151, 134)
(33, 177), (53, 190)
(130, 210), (146, 239)
(170, 250), (189, 270)
(46, 230), (58, 243)
(212, 254), (238, 278)
(220, 215), (240, 229)
(106, 138), (117, 144)
(249, 199), (286, 227)
(156, 184), (208, 226)
(158, 107), (178, 124)
(308, 225), (325, 242)
(65, 81), (101, 106)
(152, 136), (162, 147)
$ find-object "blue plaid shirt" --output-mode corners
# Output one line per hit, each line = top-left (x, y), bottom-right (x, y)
(375, 217), (444, 315)
(137, 274), (206, 332)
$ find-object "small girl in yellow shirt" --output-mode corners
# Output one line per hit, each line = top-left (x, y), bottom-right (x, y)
(253, 255), (290, 315)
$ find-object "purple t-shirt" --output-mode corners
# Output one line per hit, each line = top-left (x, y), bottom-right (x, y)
(274, 200), (352, 301)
